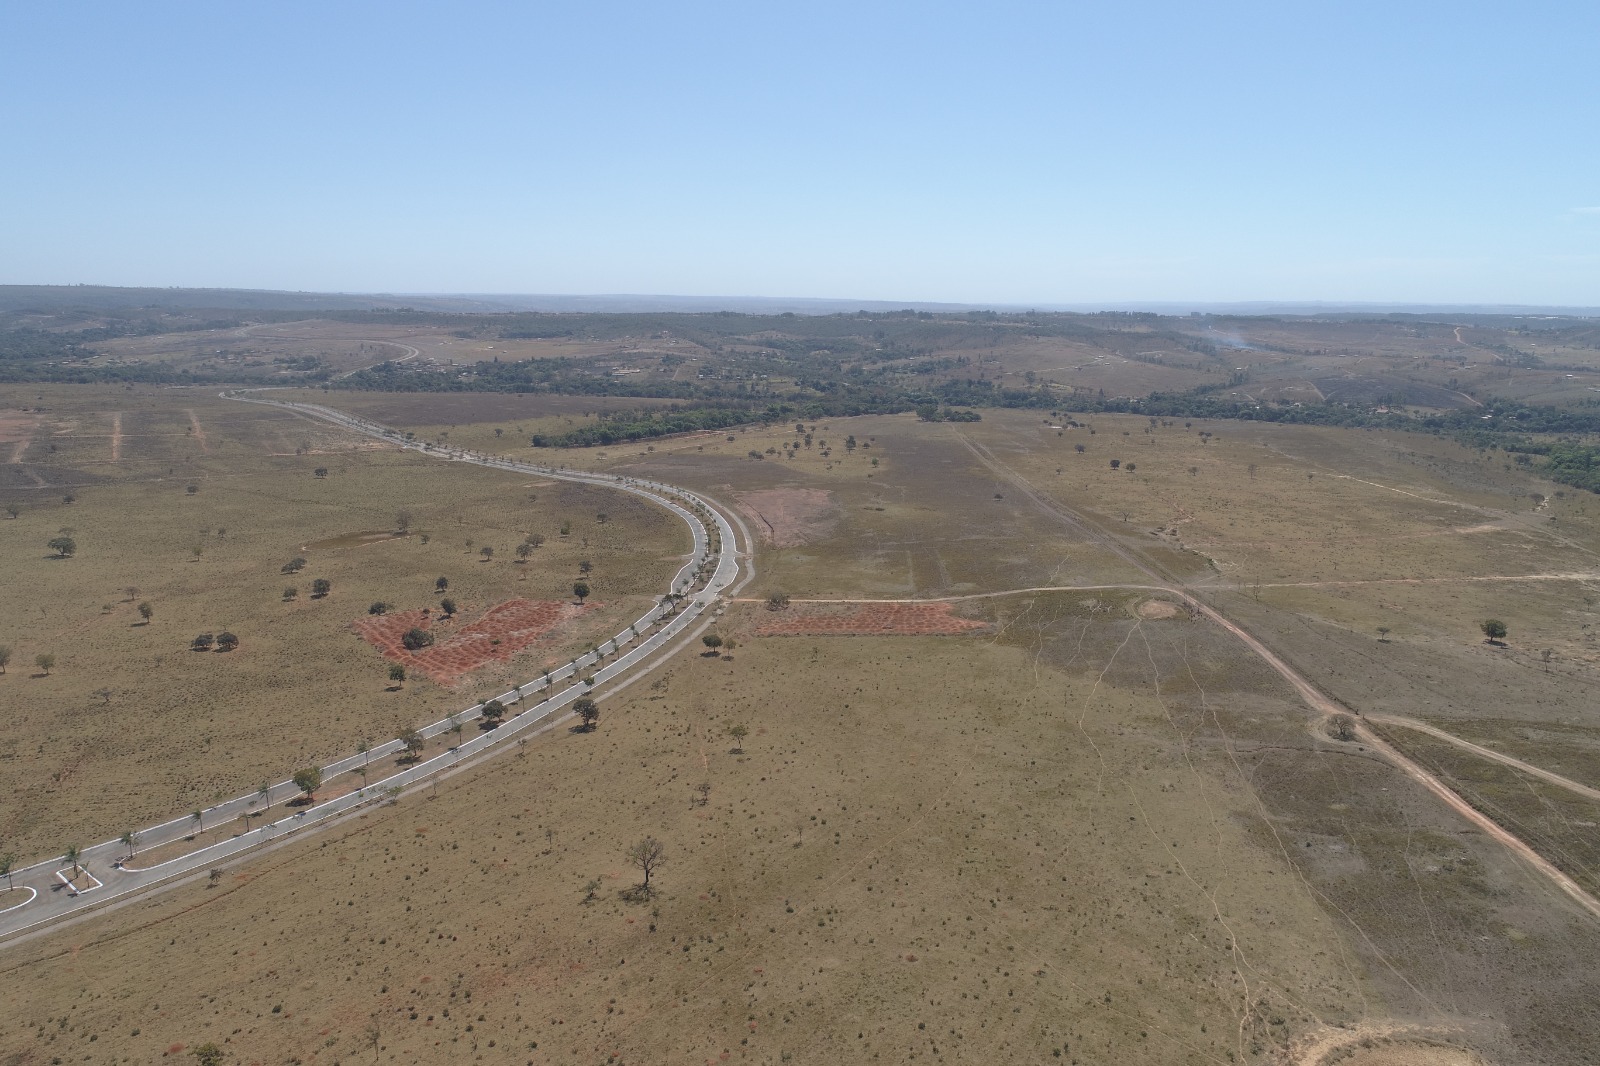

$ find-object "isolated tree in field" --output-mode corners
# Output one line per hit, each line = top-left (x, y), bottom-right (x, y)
(0, 645), (11, 674)
(282, 557), (306, 574)
(626, 836), (666, 893)
(314, 467), (329, 478)
(311, 578), (332, 598)
(573, 582), (590, 604)
(1108, 459), (1120, 470)
(596, 512), (609, 524)
(368, 601), (390, 615)
(402, 627), (434, 651)
(216, 632), (239, 651)
(480, 545), (494, 560)
(395, 509), (413, 533)
(397, 726), (425, 761)
(48, 535), (75, 557)
(4, 504), (18, 518)
(388, 663), (407, 688)
(192, 633), (215, 652)
(293, 766), (323, 802)
(137, 601), (154, 623)
(1481, 619), (1508, 643)
(283, 586), (298, 601)
(702, 633), (723, 652)
(728, 723), (749, 753)
(435, 576), (449, 592)
(578, 559), (592, 574)
(439, 597), (457, 617)
(573, 696), (599, 731)
(1376, 626), (1391, 642)
(1328, 714), (1358, 742)
(1074, 443), (1086, 454)
(35, 652), (55, 675)
(526, 532), (545, 549)
(694, 782), (712, 806)
(515, 541), (533, 562)
(124, 585), (139, 602)
(62, 844), (81, 879)
(1247, 463), (1258, 479)
(480, 699), (506, 727)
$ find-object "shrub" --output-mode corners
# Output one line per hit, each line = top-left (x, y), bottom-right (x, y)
(402, 627), (434, 651)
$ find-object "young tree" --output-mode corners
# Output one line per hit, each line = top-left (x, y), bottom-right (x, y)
(314, 467), (329, 478)
(0, 645), (11, 674)
(388, 663), (407, 688)
(35, 652), (55, 675)
(480, 699), (506, 727)
(596, 512), (609, 524)
(216, 632), (239, 651)
(47, 535), (76, 557)
(0, 852), (14, 889)
(435, 576), (449, 592)
(292, 766), (323, 802)
(1481, 619), (1508, 643)
(283, 586), (298, 601)
(123, 585), (139, 602)
(578, 559), (593, 574)
(137, 601), (154, 623)
(398, 726), (425, 762)
(702, 633), (723, 652)
(573, 582), (591, 604)
(728, 723), (749, 753)
(625, 836), (666, 893)
(394, 509), (413, 533)
(120, 829), (139, 861)
(63, 844), (82, 879)
(439, 598), (457, 617)
(192, 633), (215, 652)
(515, 541), (533, 562)
(311, 578), (332, 598)
(573, 697), (600, 731)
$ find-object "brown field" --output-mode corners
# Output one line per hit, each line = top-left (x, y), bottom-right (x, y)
(351, 598), (590, 685)
(0, 385), (687, 857)
(755, 602), (990, 636)
(6, 388), (1600, 1065)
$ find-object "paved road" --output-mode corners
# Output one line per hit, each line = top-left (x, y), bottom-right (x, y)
(0, 394), (746, 945)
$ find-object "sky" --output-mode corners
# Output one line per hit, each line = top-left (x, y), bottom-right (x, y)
(3, 1), (1598, 305)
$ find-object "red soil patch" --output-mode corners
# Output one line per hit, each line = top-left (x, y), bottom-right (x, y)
(350, 598), (590, 684)
(755, 602), (987, 637)
(735, 488), (840, 547)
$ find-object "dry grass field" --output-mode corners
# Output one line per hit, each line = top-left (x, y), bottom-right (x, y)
(0, 385), (687, 857)
(5, 388), (1600, 1065)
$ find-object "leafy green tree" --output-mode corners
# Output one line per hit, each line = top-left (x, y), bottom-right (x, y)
(1481, 619), (1508, 643)
(47, 535), (76, 557)
(311, 578), (332, 597)
(481, 699), (506, 727)
(402, 627), (434, 651)
(573, 582), (591, 604)
(479, 545), (494, 560)
(216, 632), (239, 651)
(728, 723), (749, 753)
(398, 726), (425, 761)
(578, 559), (593, 574)
(573, 697), (599, 731)
(702, 633), (723, 651)
(283, 586), (298, 601)
(120, 830), (139, 861)
(192, 633), (215, 651)
(515, 542), (533, 562)
(0, 852), (15, 889)
(292, 767), (323, 802)
(282, 557), (307, 574)
(35, 652), (55, 674)
(388, 663), (407, 687)
(435, 576), (449, 592)
(439, 598), (457, 617)
(137, 601), (154, 623)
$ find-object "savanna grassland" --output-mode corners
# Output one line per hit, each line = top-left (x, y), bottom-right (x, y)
(0, 385), (688, 857)
(6, 302), (1600, 1066)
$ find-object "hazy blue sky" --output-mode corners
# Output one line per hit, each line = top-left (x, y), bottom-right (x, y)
(4, 1), (1597, 304)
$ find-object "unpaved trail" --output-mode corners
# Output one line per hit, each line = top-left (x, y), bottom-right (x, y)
(1369, 714), (1600, 804)
(186, 409), (209, 453)
(109, 412), (122, 462)
(951, 430), (1600, 921)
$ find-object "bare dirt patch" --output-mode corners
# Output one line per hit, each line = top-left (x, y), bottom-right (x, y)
(1137, 598), (1181, 619)
(735, 487), (840, 547)
(351, 598), (588, 684)
(755, 601), (988, 636)
(302, 529), (408, 551)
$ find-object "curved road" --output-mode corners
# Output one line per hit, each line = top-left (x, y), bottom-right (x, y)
(0, 394), (748, 946)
